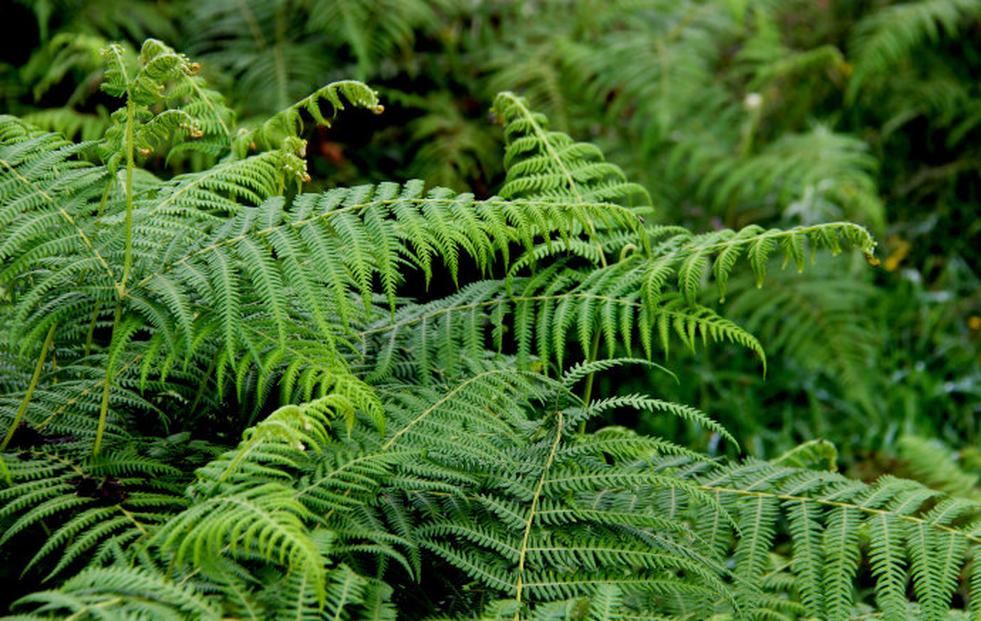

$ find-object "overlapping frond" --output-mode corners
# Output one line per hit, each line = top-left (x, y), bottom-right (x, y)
(723, 260), (882, 412)
(362, 277), (764, 380)
(0, 450), (185, 578)
(8, 564), (222, 620)
(688, 458), (981, 620)
(896, 436), (981, 500)
(369, 363), (737, 615)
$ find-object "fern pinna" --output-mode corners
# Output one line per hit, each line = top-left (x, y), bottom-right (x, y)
(0, 39), (977, 620)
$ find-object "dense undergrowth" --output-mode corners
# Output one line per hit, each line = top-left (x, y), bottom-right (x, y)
(0, 1), (978, 619)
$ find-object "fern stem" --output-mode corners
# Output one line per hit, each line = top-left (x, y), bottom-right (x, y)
(92, 94), (137, 455)
(117, 506), (148, 536)
(120, 98), (136, 294)
(93, 304), (123, 456)
(96, 178), (112, 216)
(65, 598), (125, 621)
(739, 104), (762, 158)
(235, 0), (268, 49)
(273, 8), (289, 110)
(514, 410), (563, 619)
(89, 95), (137, 456)
(578, 330), (602, 434)
(0, 324), (57, 450)
(83, 301), (102, 357)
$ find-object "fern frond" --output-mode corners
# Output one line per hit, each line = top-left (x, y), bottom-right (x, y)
(493, 91), (650, 208)
(361, 276), (764, 380)
(151, 482), (328, 602)
(305, 0), (442, 79)
(362, 215), (877, 379)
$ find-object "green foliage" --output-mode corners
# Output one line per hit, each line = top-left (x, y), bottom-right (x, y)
(847, 0), (981, 101)
(0, 1), (978, 618)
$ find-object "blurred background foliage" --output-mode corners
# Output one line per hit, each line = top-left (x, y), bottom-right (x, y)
(2, 0), (978, 487)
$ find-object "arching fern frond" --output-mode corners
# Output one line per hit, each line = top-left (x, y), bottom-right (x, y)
(360, 275), (764, 381)
(233, 80), (382, 157)
(362, 216), (875, 380)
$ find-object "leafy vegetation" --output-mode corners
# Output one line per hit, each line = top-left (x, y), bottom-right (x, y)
(0, 1), (978, 619)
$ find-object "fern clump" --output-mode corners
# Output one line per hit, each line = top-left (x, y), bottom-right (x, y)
(0, 37), (977, 621)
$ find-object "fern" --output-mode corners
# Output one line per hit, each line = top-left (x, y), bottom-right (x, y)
(2, 33), (977, 621)
(493, 91), (650, 208)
